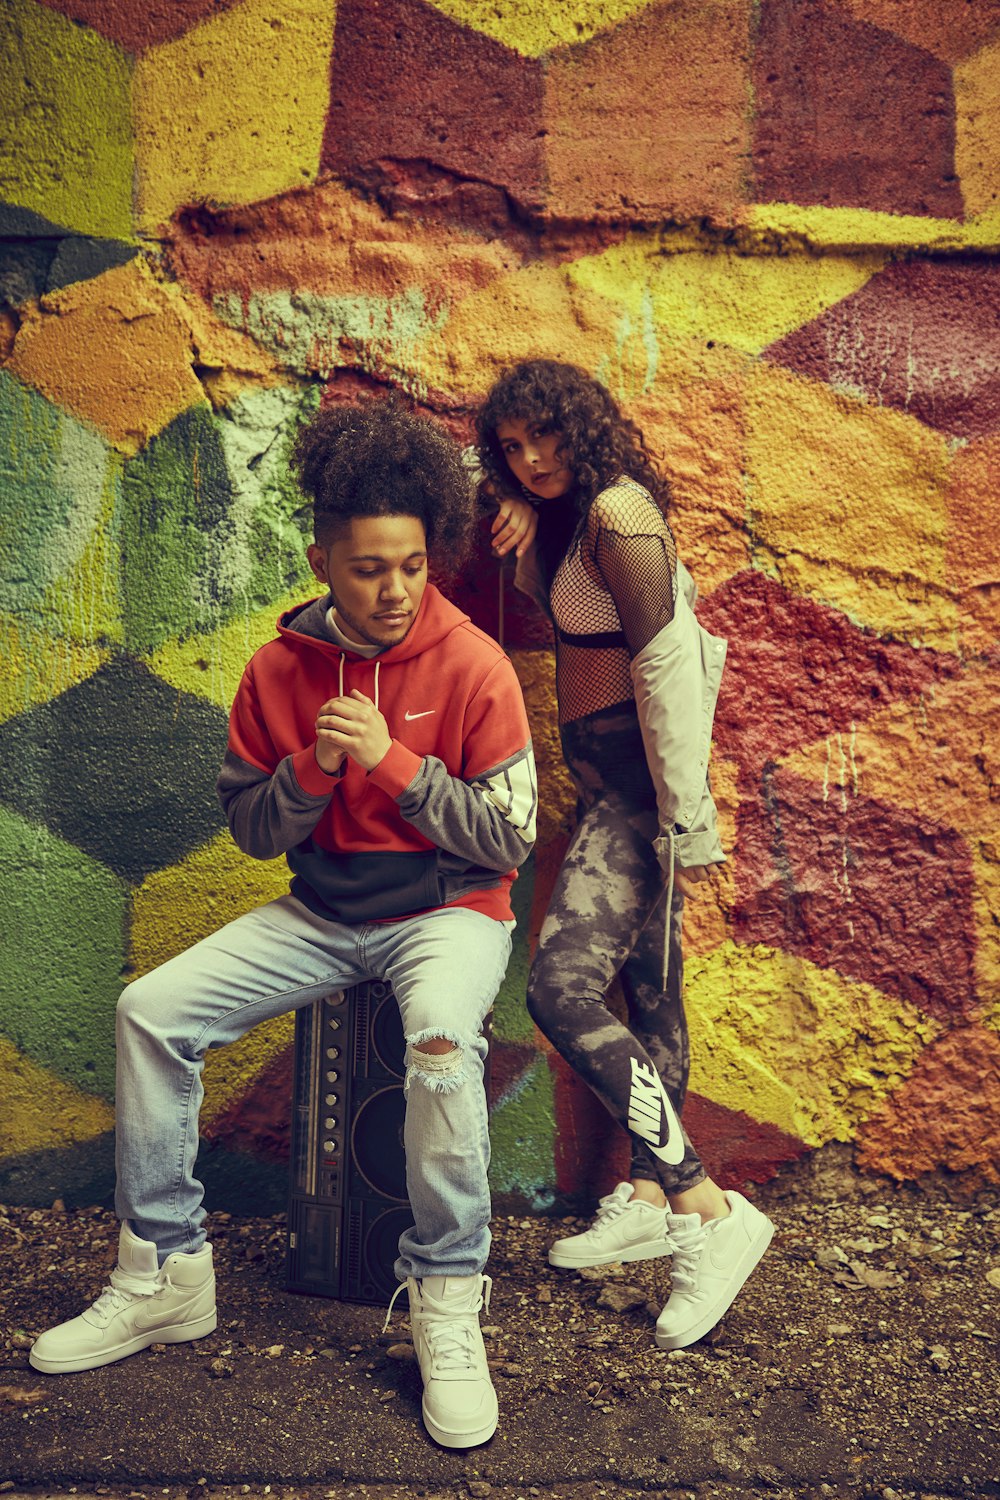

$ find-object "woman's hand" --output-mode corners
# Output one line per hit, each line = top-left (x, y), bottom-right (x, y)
(491, 496), (538, 558)
(674, 864), (713, 899)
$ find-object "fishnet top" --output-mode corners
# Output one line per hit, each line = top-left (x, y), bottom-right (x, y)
(549, 476), (677, 725)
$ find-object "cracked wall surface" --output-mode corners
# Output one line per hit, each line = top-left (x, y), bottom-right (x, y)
(1, 0), (998, 1212)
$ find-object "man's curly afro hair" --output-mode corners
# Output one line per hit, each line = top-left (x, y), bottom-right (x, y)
(291, 396), (475, 573)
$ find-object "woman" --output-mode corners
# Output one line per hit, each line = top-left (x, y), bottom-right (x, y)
(475, 359), (773, 1350)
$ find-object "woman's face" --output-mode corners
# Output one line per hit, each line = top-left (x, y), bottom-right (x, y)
(495, 417), (574, 501)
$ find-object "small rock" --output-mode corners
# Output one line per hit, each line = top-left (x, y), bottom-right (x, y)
(467, 1483), (491, 1498)
(149, 1343), (167, 1354)
(596, 1283), (647, 1314)
(480, 1325), (499, 1337)
(500, 1362), (526, 1377)
(208, 1359), (233, 1379)
(378, 1389), (396, 1402)
(815, 1245), (848, 1269)
(385, 1344), (414, 1362)
(985, 1266), (1000, 1290)
(9, 1334), (32, 1350)
(577, 1264), (620, 1281)
(927, 1344), (950, 1371)
(827, 1324), (853, 1337)
(264, 1344), (284, 1358)
(535, 1286), (552, 1304)
(0, 1484), (16, 1494)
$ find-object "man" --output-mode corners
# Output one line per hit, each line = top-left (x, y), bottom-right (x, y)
(29, 398), (537, 1451)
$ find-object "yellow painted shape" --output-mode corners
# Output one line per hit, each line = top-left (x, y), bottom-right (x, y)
(9, 260), (207, 455)
(0, 0), (134, 241)
(684, 940), (938, 1146)
(149, 587), (313, 711)
(0, 1036), (113, 1156)
(955, 41), (1000, 221)
(131, 829), (293, 1123)
(681, 757), (739, 959)
(508, 648), (575, 846)
(568, 237), (884, 356)
(745, 363), (956, 646)
(742, 202), (1000, 252)
(133, 0), (337, 232)
(426, 0), (658, 55)
(0, 613), (108, 727)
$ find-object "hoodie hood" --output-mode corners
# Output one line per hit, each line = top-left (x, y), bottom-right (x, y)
(276, 583), (471, 664)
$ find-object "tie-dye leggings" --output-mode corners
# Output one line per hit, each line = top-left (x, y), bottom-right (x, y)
(526, 703), (706, 1194)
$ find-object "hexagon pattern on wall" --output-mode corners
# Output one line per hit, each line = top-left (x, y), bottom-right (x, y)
(2, 0), (999, 1208)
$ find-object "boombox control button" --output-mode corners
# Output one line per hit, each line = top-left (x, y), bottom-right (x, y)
(324, 1117), (338, 1131)
(325, 1047), (339, 1059)
(325, 1093), (339, 1106)
(323, 1140), (336, 1155)
(328, 1017), (342, 1030)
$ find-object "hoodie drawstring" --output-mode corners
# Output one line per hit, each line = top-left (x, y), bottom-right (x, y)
(337, 652), (380, 712)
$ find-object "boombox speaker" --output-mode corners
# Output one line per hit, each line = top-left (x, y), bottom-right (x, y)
(286, 981), (491, 1306)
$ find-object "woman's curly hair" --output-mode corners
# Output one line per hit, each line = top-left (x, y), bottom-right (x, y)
(291, 396), (475, 573)
(474, 359), (669, 518)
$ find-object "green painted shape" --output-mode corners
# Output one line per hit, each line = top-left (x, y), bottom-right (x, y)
(0, 0), (134, 241)
(492, 850), (535, 1043)
(0, 804), (127, 1101)
(0, 371), (112, 629)
(214, 384), (317, 608)
(121, 404), (235, 653)
(488, 1056), (556, 1209)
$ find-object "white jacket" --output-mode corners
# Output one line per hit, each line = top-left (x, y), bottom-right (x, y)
(514, 548), (727, 874)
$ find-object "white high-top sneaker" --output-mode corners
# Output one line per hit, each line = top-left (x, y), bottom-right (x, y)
(402, 1274), (498, 1448)
(547, 1182), (671, 1269)
(29, 1222), (217, 1374)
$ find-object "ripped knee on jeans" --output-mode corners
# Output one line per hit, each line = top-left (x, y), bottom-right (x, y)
(405, 1030), (468, 1094)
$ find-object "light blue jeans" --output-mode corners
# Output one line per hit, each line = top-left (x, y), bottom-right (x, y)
(114, 894), (513, 1280)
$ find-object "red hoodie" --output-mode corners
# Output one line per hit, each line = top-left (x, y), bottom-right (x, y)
(217, 584), (537, 923)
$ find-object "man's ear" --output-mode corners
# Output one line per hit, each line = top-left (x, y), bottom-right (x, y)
(307, 543), (329, 586)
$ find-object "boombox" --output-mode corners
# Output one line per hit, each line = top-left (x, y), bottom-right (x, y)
(286, 982), (491, 1305)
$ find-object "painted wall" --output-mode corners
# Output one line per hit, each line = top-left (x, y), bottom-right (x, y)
(1, 0), (997, 1214)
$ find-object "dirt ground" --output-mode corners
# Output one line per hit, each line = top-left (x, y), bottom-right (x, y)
(1, 1148), (998, 1500)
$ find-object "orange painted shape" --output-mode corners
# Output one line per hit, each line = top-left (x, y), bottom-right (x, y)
(680, 756), (739, 959)
(8, 260), (206, 453)
(946, 432), (1000, 655)
(834, 0), (1000, 64)
(778, 657), (996, 844)
(856, 1022), (1000, 1182)
(544, 0), (752, 223)
(629, 349), (752, 595)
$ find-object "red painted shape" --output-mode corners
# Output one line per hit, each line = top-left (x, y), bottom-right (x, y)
(35, 0), (243, 52)
(733, 767), (978, 1019)
(765, 258), (1000, 441)
(699, 571), (957, 773)
(203, 1045), (294, 1162)
(682, 1092), (809, 1189)
(322, 0), (546, 223)
(752, 0), (962, 219)
(550, 1048), (631, 1201)
(444, 524), (555, 650)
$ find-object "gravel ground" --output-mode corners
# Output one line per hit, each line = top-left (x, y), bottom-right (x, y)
(0, 1148), (998, 1500)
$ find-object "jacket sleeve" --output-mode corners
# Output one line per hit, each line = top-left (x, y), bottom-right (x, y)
(628, 585), (728, 872)
(367, 657), (537, 872)
(217, 664), (336, 860)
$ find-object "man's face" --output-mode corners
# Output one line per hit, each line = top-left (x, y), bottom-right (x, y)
(308, 514), (428, 649)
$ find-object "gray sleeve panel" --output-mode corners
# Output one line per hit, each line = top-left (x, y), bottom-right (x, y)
(394, 744), (538, 873)
(217, 748), (333, 860)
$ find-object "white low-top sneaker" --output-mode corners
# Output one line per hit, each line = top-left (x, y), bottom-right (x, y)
(655, 1190), (774, 1350)
(548, 1182), (671, 1269)
(397, 1274), (498, 1449)
(29, 1222), (217, 1374)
